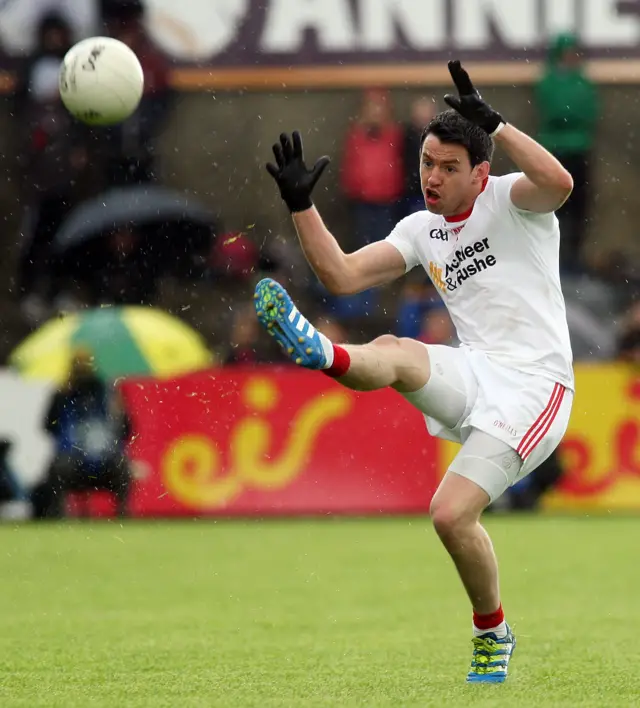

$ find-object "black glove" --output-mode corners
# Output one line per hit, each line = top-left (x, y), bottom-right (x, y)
(266, 131), (330, 213)
(444, 60), (505, 136)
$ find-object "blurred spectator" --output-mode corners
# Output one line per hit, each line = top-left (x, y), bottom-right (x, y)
(0, 440), (27, 510)
(589, 249), (640, 311)
(316, 284), (379, 323)
(535, 33), (598, 274)
(417, 308), (457, 346)
(403, 97), (436, 215)
(618, 303), (640, 363)
(100, 226), (157, 304)
(31, 350), (132, 519)
(53, 226), (154, 312)
(15, 12), (97, 322)
(258, 234), (309, 291)
(619, 329), (640, 364)
(315, 316), (348, 344)
(395, 276), (442, 339)
(505, 451), (565, 512)
(341, 89), (404, 245)
(224, 303), (264, 365)
(210, 232), (259, 282)
(101, 0), (172, 185)
(65, 226), (157, 307)
(0, 1), (98, 57)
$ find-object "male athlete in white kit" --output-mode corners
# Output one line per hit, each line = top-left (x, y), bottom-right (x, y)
(254, 61), (574, 683)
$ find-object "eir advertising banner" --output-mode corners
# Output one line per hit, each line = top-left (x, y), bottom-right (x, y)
(1, 363), (639, 515)
(118, 363), (640, 517)
(119, 367), (440, 517)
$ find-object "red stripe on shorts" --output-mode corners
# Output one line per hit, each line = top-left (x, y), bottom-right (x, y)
(517, 383), (565, 461)
(519, 387), (565, 460)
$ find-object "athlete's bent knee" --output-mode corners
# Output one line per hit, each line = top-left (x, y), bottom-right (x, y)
(371, 335), (421, 353)
(370, 334), (401, 348)
(429, 499), (475, 541)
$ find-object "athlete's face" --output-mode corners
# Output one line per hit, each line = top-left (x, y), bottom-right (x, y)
(420, 134), (489, 216)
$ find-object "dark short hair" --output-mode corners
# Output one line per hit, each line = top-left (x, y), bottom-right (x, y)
(420, 109), (494, 167)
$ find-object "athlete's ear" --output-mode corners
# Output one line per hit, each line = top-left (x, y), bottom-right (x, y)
(473, 161), (490, 184)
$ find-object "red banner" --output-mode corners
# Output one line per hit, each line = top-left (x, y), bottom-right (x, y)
(118, 366), (439, 516)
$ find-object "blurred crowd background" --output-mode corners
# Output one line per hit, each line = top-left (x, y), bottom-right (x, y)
(0, 0), (638, 518)
(0, 0), (639, 365)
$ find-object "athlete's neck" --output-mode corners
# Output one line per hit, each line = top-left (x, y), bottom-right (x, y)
(444, 177), (489, 223)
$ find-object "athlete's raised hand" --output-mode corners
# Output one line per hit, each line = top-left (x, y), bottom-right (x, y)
(266, 131), (330, 213)
(444, 60), (505, 137)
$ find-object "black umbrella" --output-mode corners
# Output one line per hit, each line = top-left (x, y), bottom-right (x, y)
(53, 185), (216, 254)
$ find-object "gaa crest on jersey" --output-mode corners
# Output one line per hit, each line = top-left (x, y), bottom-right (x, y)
(429, 237), (497, 294)
(429, 262), (446, 291)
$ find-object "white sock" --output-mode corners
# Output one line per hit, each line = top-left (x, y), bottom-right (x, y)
(473, 621), (508, 639)
(317, 331), (334, 368)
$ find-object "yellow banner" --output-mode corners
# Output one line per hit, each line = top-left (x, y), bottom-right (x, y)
(544, 364), (640, 511)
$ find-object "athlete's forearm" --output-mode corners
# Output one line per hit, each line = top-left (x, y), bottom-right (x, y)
(441, 59), (571, 210)
(292, 207), (350, 294)
(494, 124), (573, 191)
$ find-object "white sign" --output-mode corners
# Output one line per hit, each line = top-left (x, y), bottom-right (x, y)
(0, 370), (54, 488)
(145, 0), (249, 61)
(1, 0), (639, 62)
(141, 0), (640, 61)
(0, 0), (98, 55)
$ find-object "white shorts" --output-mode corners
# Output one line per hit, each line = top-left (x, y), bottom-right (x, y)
(402, 344), (573, 498)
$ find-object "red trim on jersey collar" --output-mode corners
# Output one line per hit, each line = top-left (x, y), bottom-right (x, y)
(445, 177), (489, 224)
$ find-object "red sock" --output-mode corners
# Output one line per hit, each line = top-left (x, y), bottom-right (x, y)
(323, 344), (351, 378)
(473, 604), (504, 630)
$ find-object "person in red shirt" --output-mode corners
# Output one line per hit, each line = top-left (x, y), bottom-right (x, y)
(341, 89), (404, 245)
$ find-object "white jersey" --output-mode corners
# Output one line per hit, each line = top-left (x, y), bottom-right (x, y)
(386, 172), (574, 389)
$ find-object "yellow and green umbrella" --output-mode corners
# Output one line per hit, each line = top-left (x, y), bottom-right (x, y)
(9, 306), (213, 384)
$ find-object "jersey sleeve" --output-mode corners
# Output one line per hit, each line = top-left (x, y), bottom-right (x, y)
(384, 216), (421, 272)
(492, 172), (525, 212)
(492, 172), (556, 230)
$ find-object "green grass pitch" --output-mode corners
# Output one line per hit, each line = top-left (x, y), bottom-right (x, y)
(0, 516), (637, 707)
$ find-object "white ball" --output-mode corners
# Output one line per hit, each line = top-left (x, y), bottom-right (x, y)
(59, 37), (144, 126)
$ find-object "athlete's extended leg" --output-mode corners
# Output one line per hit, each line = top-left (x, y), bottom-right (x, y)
(255, 277), (517, 682)
(430, 430), (520, 683)
(430, 469), (498, 614)
(254, 278), (430, 392)
(338, 336), (430, 392)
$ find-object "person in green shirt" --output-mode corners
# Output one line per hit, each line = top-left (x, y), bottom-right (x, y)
(535, 33), (599, 273)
